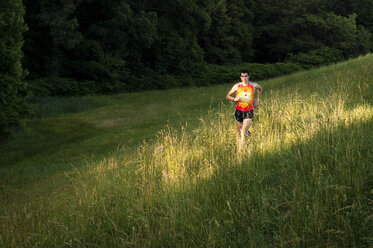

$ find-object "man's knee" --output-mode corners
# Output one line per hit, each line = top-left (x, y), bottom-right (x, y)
(243, 118), (252, 125)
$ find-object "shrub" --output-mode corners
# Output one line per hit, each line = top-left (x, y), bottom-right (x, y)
(28, 62), (303, 96)
(286, 48), (344, 69)
(28, 77), (99, 96)
(0, 0), (29, 139)
(200, 62), (303, 85)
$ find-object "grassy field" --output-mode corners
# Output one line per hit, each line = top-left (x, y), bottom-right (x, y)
(1, 55), (373, 247)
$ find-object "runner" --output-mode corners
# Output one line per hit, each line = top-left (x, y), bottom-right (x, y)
(226, 69), (262, 150)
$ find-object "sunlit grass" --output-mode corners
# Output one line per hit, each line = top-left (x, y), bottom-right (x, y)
(1, 55), (372, 247)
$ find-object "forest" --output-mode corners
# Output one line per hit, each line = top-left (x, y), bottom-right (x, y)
(1, 0), (373, 138)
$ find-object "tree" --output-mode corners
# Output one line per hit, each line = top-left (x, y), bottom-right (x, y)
(147, 0), (208, 74)
(326, 0), (373, 52)
(38, 0), (83, 77)
(226, 0), (255, 62)
(199, 0), (240, 64)
(253, 0), (328, 61)
(253, 0), (372, 62)
(74, 1), (158, 91)
(323, 13), (371, 58)
(0, 0), (29, 139)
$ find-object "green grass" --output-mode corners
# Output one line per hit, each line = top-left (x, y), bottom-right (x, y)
(0, 84), (226, 184)
(1, 55), (373, 247)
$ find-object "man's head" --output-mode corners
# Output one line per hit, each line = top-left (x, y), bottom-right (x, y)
(240, 69), (250, 82)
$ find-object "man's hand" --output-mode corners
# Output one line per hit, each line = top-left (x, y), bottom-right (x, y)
(254, 99), (260, 108)
(234, 96), (240, 102)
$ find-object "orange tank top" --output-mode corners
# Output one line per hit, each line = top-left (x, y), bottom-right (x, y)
(236, 83), (254, 111)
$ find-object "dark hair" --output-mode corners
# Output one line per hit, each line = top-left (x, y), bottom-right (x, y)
(240, 69), (250, 75)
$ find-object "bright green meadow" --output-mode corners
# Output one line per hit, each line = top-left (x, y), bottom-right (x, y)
(1, 55), (373, 247)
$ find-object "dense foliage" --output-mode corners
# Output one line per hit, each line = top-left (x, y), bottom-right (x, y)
(22, 0), (372, 94)
(0, 0), (29, 138)
(253, 0), (372, 62)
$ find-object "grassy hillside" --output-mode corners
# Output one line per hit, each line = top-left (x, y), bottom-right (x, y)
(1, 55), (373, 247)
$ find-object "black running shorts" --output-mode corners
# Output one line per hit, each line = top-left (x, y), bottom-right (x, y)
(234, 109), (254, 123)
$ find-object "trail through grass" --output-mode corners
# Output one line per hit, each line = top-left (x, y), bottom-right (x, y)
(1, 55), (373, 247)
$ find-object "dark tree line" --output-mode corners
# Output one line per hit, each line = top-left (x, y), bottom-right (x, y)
(22, 0), (256, 93)
(22, 0), (372, 92)
(1, 0), (372, 138)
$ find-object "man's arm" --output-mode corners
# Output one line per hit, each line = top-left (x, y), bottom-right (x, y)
(254, 83), (262, 107)
(226, 84), (239, 102)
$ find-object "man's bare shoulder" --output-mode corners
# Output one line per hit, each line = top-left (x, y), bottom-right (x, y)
(231, 82), (241, 89)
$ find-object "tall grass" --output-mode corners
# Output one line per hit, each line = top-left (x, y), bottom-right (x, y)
(1, 56), (372, 247)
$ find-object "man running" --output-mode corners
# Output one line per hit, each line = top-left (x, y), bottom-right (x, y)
(226, 69), (262, 149)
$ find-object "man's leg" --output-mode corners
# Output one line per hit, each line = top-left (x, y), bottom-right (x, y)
(236, 121), (243, 149)
(236, 121), (243, 133)
(240, 118), (253, 148)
